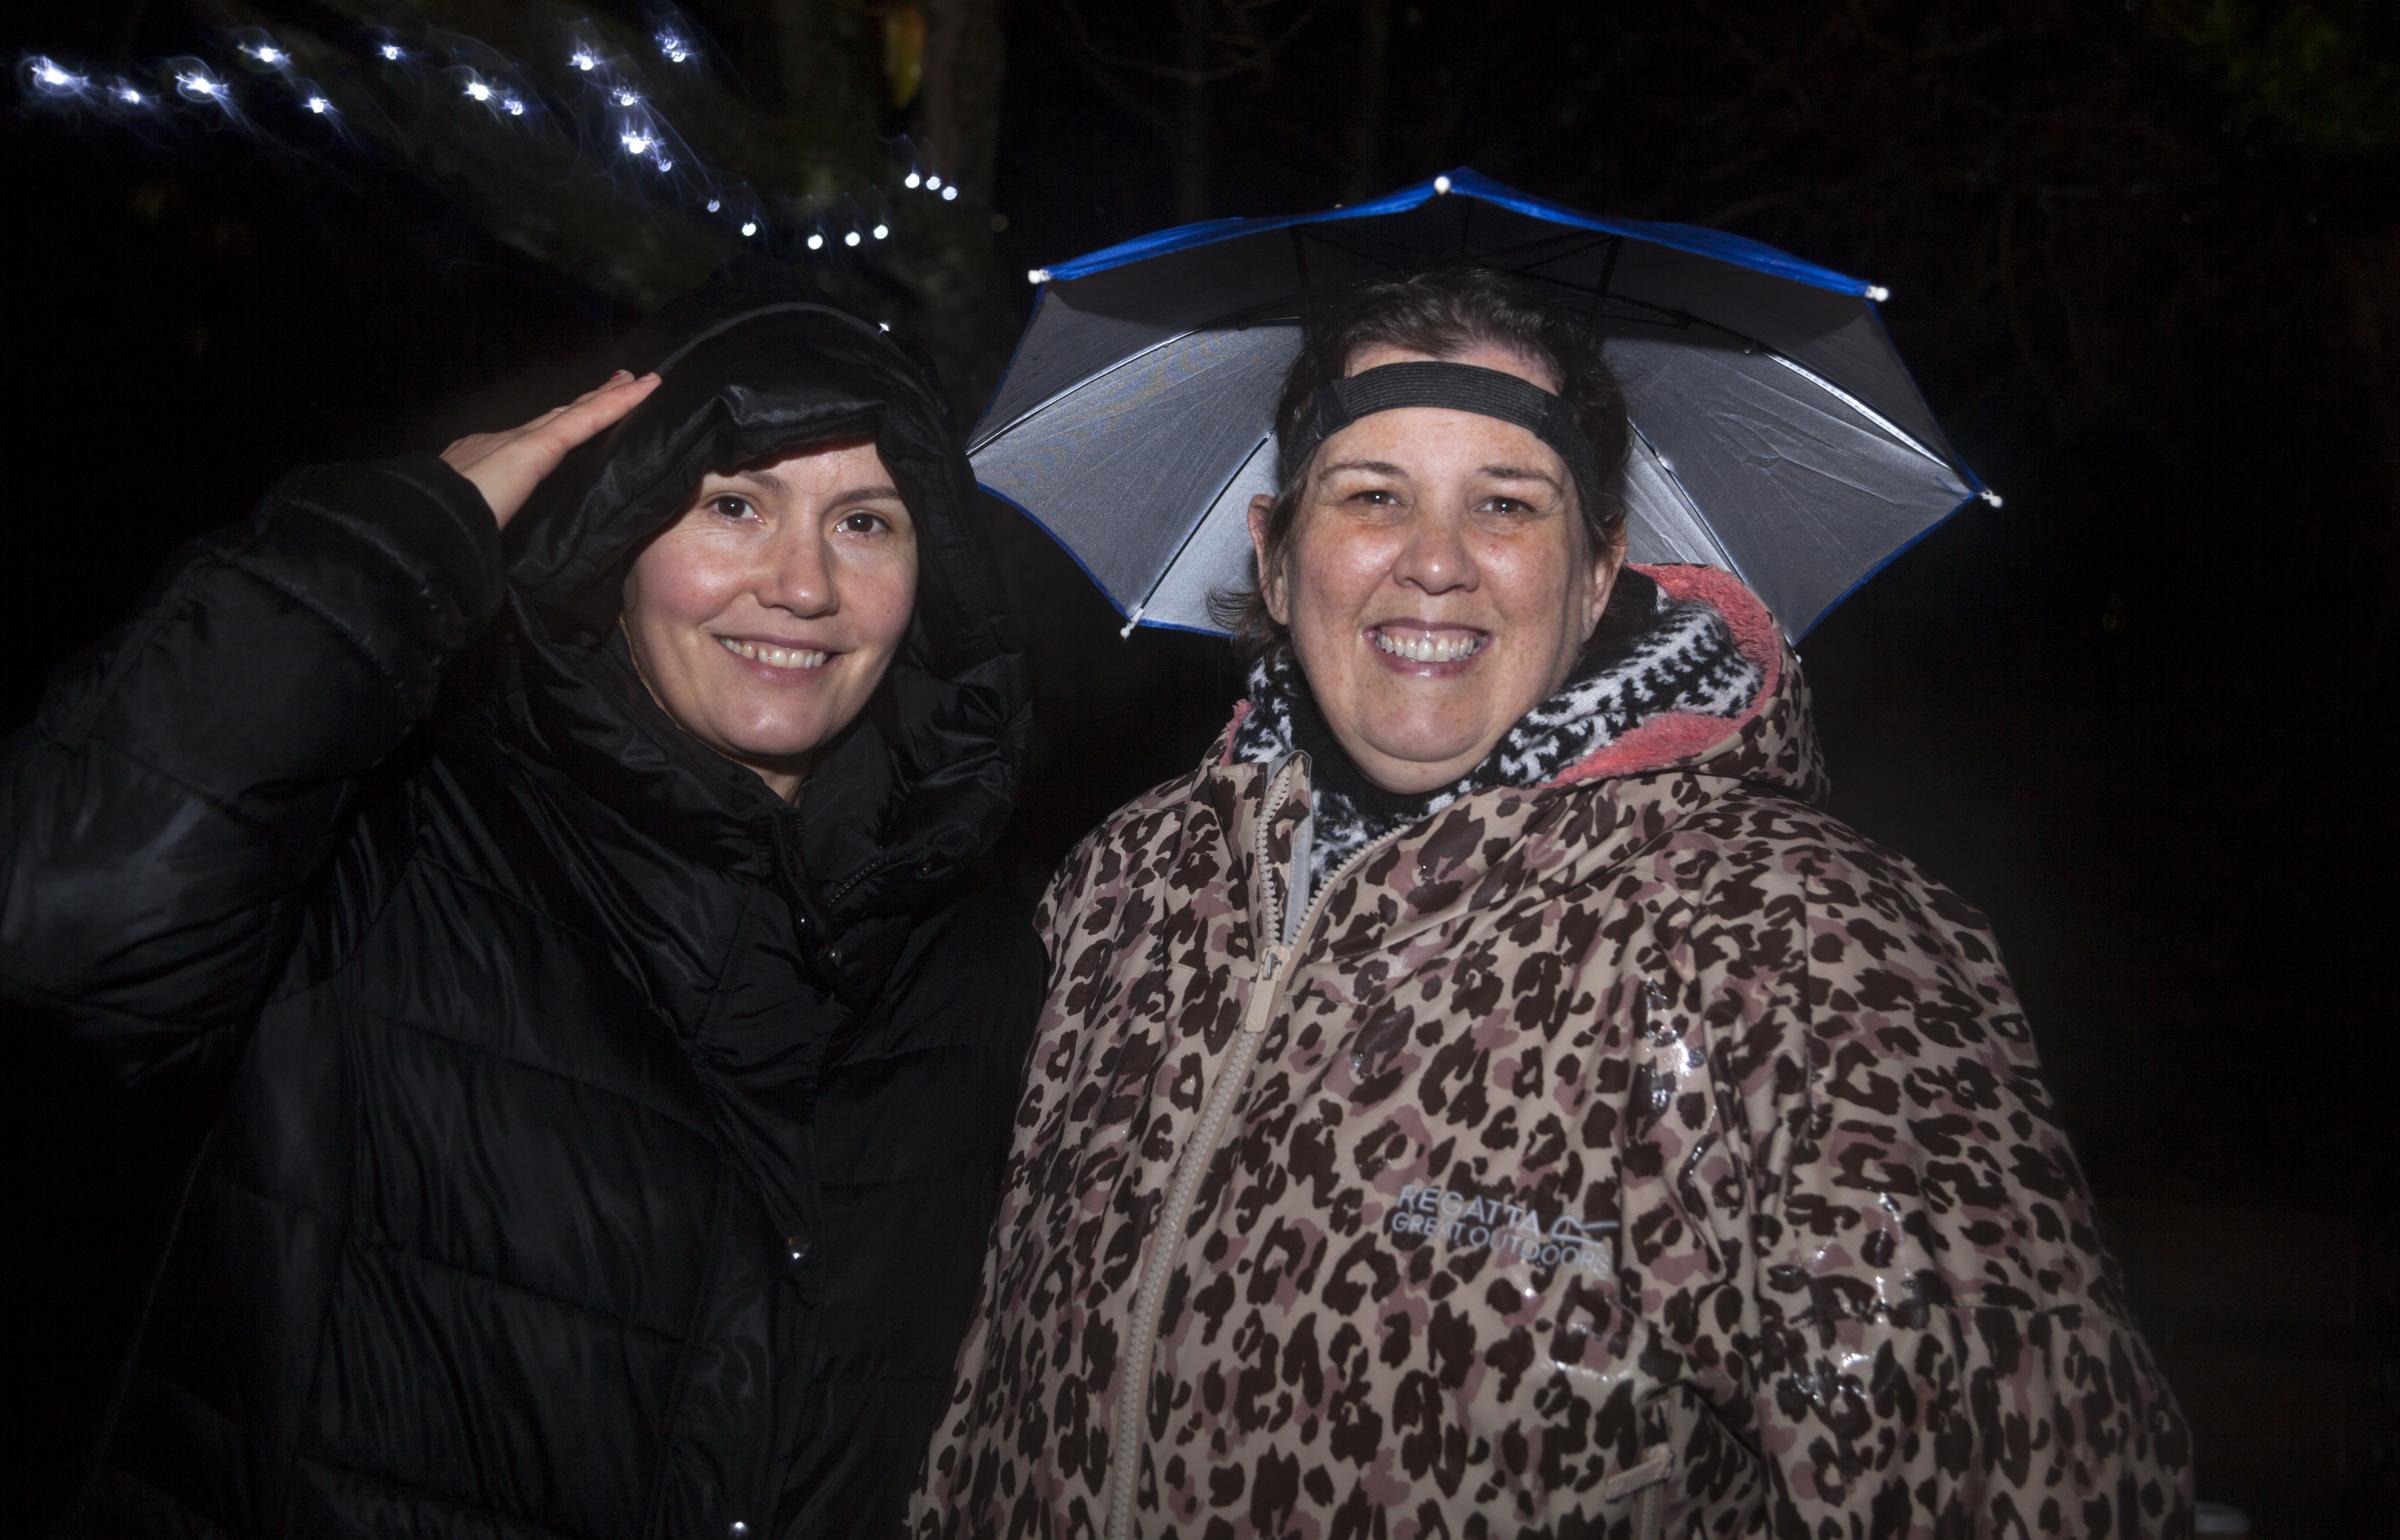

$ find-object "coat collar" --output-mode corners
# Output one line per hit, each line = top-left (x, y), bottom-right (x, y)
(1199, 564), (1828, 962)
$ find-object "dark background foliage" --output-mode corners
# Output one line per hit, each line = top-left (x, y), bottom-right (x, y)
(5, 0), (2394, 1531)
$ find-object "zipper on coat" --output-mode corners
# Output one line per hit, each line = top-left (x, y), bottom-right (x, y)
(1100, 757), (1408, 1540)
(1601, 1442), (1675, 1540)
(823, 851), (905, 911)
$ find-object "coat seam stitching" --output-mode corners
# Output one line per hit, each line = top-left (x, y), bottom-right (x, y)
(640, 1169), (733, 1537)
(288, 1445), (605, 1540)
(280, 1001), (362, 1530)
(342, 1227), (691, 1338)
(213, 547), (416, 703)
(402, 849), (621, 956)
(347, 1001), (714, 1138)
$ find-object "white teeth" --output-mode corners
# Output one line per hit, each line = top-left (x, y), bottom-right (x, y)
(719, 637), (830, 670)
(1372, 629), (1485, 664)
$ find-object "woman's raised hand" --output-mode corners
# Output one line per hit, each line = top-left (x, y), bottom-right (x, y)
(441, 370), (663, 530)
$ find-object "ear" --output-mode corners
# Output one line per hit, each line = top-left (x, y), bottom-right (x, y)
(1583, 525), (1626, 636)
(1248, 493), (1290, 626)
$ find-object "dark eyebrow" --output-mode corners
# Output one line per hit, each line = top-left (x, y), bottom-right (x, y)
(1316, 457), (1562, 493)
(1480, 464), (1565, 490)
(822, 484), (906, 507)
(717, 465), (791, 496)
(716, 467), (905, 506)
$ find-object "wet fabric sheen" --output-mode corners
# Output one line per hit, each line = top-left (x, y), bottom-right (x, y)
(915, 563), (2191, 1538)
(2, 282), (1039, 1538)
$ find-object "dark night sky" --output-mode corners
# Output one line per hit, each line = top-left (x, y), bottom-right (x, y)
(4, 0), (2395, 1528)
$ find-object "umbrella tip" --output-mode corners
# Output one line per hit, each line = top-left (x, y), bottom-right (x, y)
(1027, 267), (1051, 284)
(1980, 488), (2005, 509)
(1433, 174), (1453, 194)
(1118, 605), (1146, 639)
(1865, 284), (1892, 303)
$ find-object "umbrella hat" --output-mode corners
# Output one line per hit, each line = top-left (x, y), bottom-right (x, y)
(971, 169), (1990, 642)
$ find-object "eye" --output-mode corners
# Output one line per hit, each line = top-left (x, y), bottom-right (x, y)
(1479, 492), (1551, 521)
(836, 508), (895, 536)
(1347, 487), (1399, 507)
(706, 493), (757, 521)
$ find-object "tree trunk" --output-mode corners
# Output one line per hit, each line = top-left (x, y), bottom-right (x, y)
(915, 0), (1011, 420)
(1345, 0), (1392, 200)
(1175, 0), (1211, 222)
(921, 0), (1005, 206)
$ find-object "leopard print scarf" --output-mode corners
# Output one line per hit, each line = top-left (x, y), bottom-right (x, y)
(1230, 570), (1762, 897)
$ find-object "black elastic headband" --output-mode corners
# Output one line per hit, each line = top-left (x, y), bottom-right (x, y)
(1279, 361), (1603, 515)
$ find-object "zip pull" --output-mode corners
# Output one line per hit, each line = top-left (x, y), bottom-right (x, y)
(1601, 1442), (1675, 1540)
(1241, 944), (1289, 1035)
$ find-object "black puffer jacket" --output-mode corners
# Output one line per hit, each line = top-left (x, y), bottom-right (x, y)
(0, 285), (1040, 1538)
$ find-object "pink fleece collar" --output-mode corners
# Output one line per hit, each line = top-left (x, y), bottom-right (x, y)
(1543, 564), (1784, 787)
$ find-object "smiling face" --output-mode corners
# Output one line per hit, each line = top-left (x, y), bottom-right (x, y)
(621, 438), (917, 799)
(1253, 341), (1620, 794)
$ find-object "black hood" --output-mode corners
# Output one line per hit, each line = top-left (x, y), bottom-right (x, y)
(493, 270), (1029, 923)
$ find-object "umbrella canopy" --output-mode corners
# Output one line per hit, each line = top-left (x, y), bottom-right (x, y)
(971, 169), (1990, 642)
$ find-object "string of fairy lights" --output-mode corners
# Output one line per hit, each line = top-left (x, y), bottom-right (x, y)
(20, 16), (965, 260)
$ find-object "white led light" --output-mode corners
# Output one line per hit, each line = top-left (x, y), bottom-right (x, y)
(653, 156), (673, 173)
(305, 95), (330, 114)
(940, 185), (957, 201)
(806, 232), (825, 250)
(614, 88), (639, 107)
(176, 71), (226, 100)
(114, 83), (143, 104)
(30, 57), (82, 92)
(740, 220), (758, 237)
(924, 174), (942, 190)
(1027, 268), (1049, 284)
(706, 198), (722, 212)
(465, 80), (492, 102)
(878, 321), (891, 331)
(621, 132), (653, 155)
(247, 45), (288, 67)
(380, 44), (402, 62)
(501, 95), (525, 116)
(903, 171), (921, 189)
(658, 32), (692, 64)
(1865, 284), (1892, 302)
(843, 230), (860, 247)
(570, 51), (597, 72)
(1432, 174), (1452, 194)
(871, 223), (888, 240)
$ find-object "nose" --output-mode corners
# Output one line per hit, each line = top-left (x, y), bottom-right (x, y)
(755, 521), (838, 616)
(1390, 505), (1478, 596)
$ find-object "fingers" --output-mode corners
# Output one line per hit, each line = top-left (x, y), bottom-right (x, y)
(441, 370), (663, 532)
(542, 370), (661, 455)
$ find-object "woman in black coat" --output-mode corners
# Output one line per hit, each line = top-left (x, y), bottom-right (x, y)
(0, 278), (1041, 1538)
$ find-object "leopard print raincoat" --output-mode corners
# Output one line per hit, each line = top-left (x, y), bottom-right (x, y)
(915, 566), (2193, 1539)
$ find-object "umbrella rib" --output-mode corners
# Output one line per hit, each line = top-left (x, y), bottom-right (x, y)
(1608, 304), (1960, 472)
(1751, 350), (1956, 471)
(1625, 416), (1749, 585)
(1289, 221), (1617, 284)
(968, 325), (1252, 454)
(1124, 431), (1278, 636)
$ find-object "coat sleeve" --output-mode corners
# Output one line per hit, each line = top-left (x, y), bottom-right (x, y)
(0, 455), (504, 1082)
(1687, 829), (2194, 1537)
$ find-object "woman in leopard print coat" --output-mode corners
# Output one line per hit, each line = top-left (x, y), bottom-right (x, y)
(914, 273), (2191, 1538)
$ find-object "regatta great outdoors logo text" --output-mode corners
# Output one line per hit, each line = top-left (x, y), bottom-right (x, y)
(1384, 1182), (1618, 1274)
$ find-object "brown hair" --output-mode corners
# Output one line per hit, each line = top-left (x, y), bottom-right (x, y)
(1213, 268), (1631, 653)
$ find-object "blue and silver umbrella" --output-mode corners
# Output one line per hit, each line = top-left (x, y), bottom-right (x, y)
(971, 169), (1993, 642)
